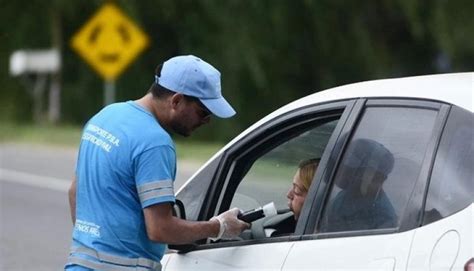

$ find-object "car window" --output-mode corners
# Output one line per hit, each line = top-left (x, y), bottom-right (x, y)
(423, 106), (474, 225)
(176, 153), (223, 221)
(230, 119), (339, 212)
(319, 106), (439, 233)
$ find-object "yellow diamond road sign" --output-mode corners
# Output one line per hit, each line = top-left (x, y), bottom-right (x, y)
(71, 3), (149, 81)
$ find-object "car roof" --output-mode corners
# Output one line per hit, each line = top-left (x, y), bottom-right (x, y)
(279, 72), (473, 115)
(242, 72), (473, 140)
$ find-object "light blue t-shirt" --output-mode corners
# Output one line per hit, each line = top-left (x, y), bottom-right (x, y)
(66, 101), (176, 269)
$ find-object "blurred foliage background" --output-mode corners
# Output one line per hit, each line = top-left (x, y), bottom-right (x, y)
(1, 0), (473, 142)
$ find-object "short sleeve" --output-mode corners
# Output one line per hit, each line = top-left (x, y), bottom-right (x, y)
(134, 145), (177, 208)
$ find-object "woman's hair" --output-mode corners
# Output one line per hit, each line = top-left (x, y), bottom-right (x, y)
(298, 158), (320, 191)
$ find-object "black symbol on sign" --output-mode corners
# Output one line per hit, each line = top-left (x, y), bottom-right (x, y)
(88, 23), (131, 63)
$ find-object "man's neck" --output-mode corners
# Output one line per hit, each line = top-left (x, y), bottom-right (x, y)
(136, 93), (171, 131)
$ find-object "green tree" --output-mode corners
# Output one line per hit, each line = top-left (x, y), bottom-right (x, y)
(1, 0), (473, 141)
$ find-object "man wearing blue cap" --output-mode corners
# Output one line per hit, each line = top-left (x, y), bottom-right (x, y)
(66, 55), (249, 270)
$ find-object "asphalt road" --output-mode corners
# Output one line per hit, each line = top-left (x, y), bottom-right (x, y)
(0, 143), (201, 271)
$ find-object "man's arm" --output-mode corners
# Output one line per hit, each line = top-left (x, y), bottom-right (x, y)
(143, 203), (248, 244)
(68, 176), (77, 225)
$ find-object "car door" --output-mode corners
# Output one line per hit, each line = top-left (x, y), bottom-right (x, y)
(163, 100), (361, 270)
(407, 105), (474, 270)
(282, 99), (450, 270)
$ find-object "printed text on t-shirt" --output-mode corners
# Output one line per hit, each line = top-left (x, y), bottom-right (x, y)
(82, 124), (120, 152)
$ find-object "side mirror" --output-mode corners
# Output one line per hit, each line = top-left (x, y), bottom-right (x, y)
(168, 199), (196, 253)
(172, 199), (186, 219)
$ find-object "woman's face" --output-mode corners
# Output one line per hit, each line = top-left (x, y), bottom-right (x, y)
(286, 169), (308, 220)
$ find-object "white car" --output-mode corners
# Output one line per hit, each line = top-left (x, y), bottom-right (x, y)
(163, 73), (473, 270)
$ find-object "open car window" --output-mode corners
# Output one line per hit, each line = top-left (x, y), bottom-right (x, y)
(220, 110), (344, 240)
(230, 119), (339, 212)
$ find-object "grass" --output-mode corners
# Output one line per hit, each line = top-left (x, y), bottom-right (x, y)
(174, 140), (224, 161)
(0, 122), (224, 162)
(0, 122), (82, 146)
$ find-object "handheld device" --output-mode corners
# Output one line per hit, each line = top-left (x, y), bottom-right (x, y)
(238, 202), (277, 223)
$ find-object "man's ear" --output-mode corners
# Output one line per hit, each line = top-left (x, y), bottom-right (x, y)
(170, 93), (185, 109)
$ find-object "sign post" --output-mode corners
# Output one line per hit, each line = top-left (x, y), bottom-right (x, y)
(104, 80), (116, 106)
(70, 3), (149, 105)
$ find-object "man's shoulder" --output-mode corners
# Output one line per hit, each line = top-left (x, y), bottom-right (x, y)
(129, 124), (175, 155)
(89, 102), (133, 123)
(87, 102), (174, 152)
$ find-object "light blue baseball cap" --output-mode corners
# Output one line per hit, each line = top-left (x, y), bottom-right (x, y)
(155, 55), (236, 118)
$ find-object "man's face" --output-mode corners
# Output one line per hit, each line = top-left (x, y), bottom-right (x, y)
(360, 168), (386, 197)
(170, 96), (211, 137)
(336, 166), (387, 197)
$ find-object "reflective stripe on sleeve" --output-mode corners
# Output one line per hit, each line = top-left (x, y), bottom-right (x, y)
(139, 187), (174, 202)
(137, 180), (174, 203)
(137, 180), (173, 194)
(69, 245), (162, 271)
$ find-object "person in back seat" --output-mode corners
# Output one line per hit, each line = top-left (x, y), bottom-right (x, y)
(325, 138), (398, 232)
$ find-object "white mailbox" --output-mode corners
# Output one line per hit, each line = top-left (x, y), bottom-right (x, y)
(9, 49), (60, 76)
